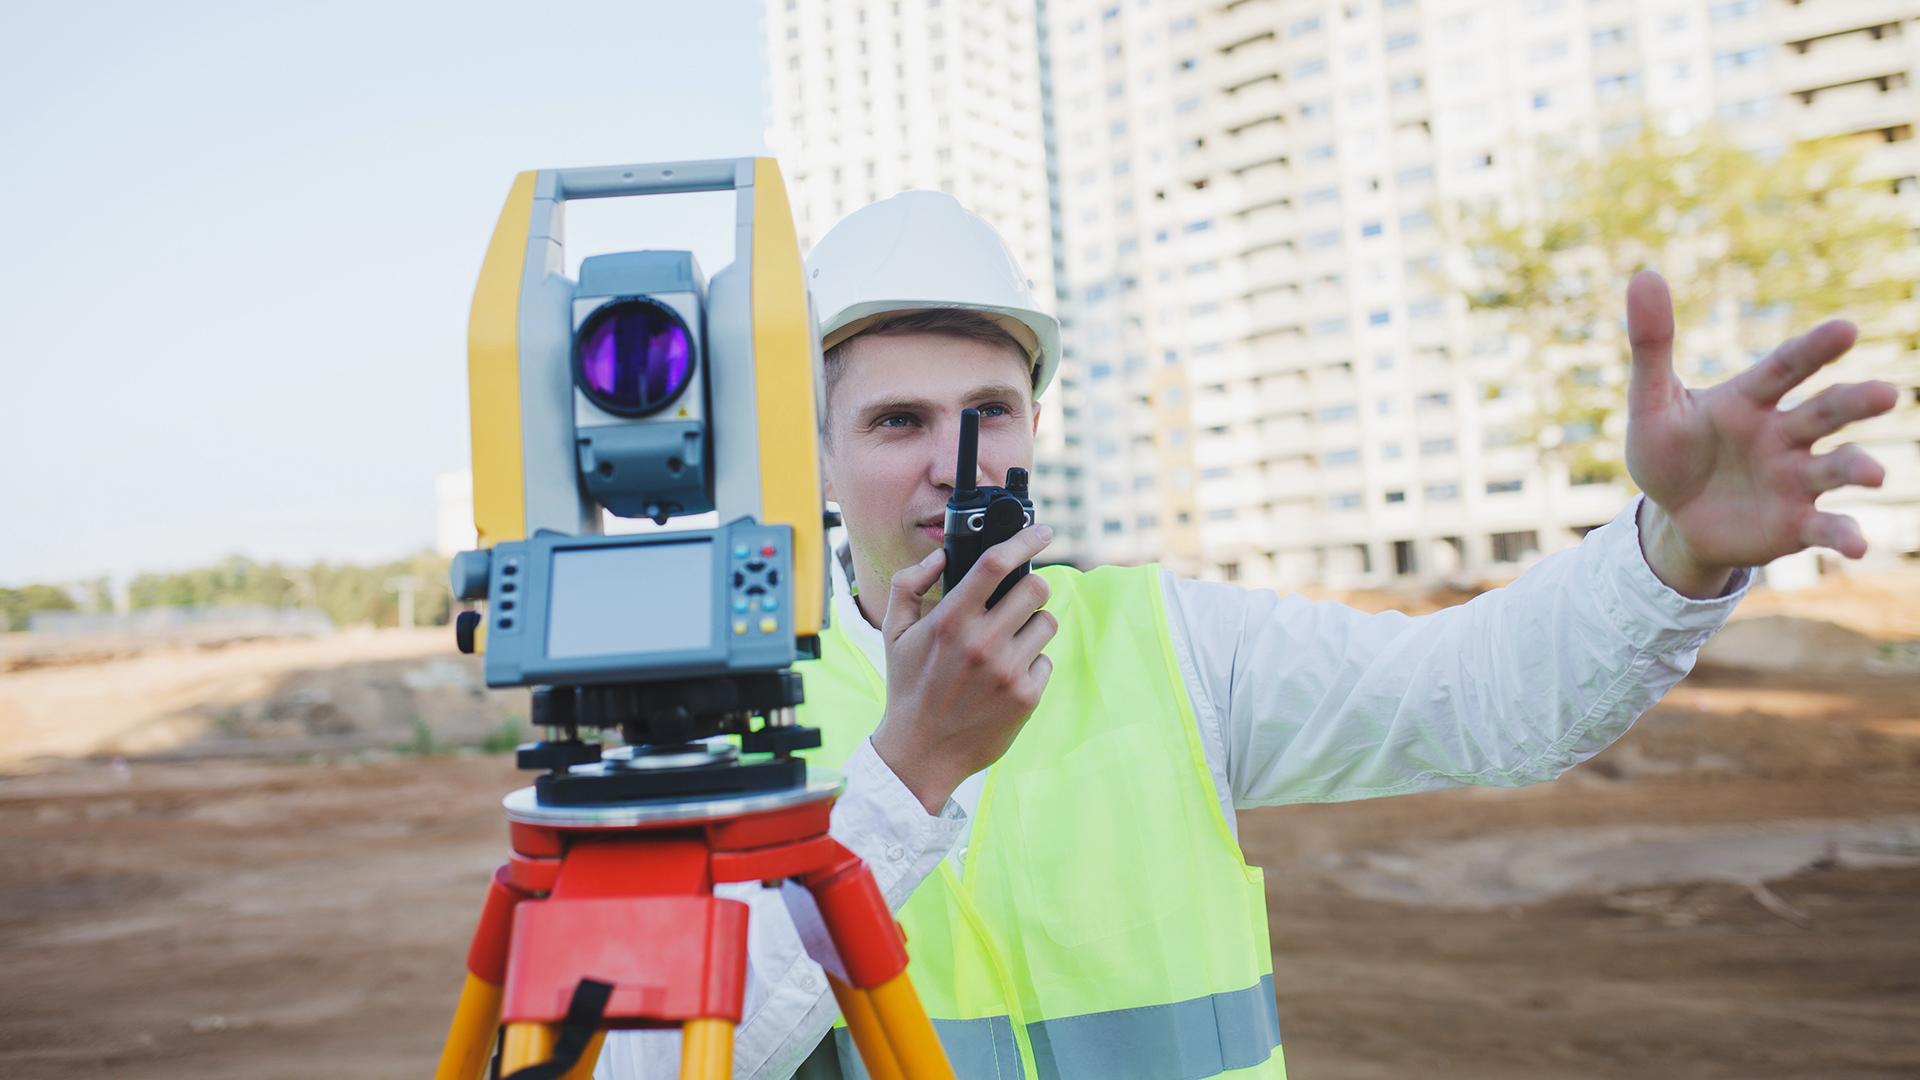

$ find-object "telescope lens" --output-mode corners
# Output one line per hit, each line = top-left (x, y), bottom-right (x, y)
(576, 300), (693, 416)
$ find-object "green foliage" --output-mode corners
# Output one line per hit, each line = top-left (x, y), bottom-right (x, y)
(126, 552), (454, 628)
(0, 584), (79, 632)
(1454, 122), (1911, 485)
(478, 719), (526, 755)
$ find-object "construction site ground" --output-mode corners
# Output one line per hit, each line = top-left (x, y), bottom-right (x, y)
(2, 573), (1918, 1079)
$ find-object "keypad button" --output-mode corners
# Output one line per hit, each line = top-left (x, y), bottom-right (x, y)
(761, 544), (777, 557)
(733, 544), (749, 559)
(758, 617), (778, 634)
(733, 620), (748, 636)
(760, 596), (778, 612)
(733, 598), (749, 613)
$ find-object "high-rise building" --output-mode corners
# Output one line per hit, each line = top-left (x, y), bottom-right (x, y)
(764, 0), (1090, 556)
(768, 0), (1919, 582)
(1045, 0), (1918, 584)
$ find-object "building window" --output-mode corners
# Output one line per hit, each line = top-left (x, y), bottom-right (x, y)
(1361, 221), (1384, 237)
(1391, 74), (1423, 95)
(1201, 466), (1233, 479)
(1385, 490), (1406, 503)
(1712, 46), (1766, 70)
(1325, 448), (1361, 466)
(1137, 515), (1159, 528)
(1425, 482), (1459, 500)
(1320, 403), (1359, 422)
(1297, 57), (1328, 77)
(1486, 478), (1524, 494)
(1385, 31), (1419, 51)
(1491, 530), (1540, 563)
(1420, 437), (1455, 455)
(1330, 493), (1362, 511)
(1368, 310), (1391, 325)
(1221, 562), (1241, 581)
(1208, 508), (1237, 520)
(1394, 539), (1417, 575)
(1104, 520), (1124, 534)
(1417, 391), (1451, 409)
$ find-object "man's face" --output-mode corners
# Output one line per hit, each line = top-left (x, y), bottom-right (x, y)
(822, 330), (1040, 591)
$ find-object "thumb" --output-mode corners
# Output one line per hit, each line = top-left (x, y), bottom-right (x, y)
(884, 549), (945, 644)
(1626, 270), (1678, 414)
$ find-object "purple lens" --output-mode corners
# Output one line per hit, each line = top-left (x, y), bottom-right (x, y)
(579, 302), (692, 414)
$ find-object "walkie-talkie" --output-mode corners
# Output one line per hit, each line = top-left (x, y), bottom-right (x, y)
(943, 408), (1035, 609)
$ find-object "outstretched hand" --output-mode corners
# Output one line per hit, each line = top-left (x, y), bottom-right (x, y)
(1625, 271), (1898, 598)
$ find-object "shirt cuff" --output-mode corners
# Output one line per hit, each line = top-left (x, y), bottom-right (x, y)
(1595, 494), (1753, 651)
(830, 737), (969, 909)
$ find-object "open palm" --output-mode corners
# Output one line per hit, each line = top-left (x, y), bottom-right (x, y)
(1625, 271), (1896, 569)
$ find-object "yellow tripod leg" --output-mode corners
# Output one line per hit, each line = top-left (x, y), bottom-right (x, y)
(501, 1021), (556, 1074)
(435, 973), (504, 1080)
(678, 1018), (735, 1080)
(866, 973), (955, 1080)
(561, 1030), (607, 1080)
(494, 1020), (604, 1079)
(827, 974), (905, 1080)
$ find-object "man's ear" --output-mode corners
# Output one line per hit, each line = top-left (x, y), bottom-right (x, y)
(1031, 398), (1043, 436)
(820, 441), (837, 504)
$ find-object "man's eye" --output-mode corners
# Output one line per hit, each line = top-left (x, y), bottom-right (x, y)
(879, 414), (917, 428)
(977, 404), (1010, 418)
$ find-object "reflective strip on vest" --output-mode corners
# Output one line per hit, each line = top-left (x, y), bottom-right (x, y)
(831, 978), (1280, 1080)
(1027, 976), (1281, 1080)
(834, 1016), (1024, 1080)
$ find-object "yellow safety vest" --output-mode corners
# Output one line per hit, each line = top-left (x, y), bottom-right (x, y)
(798, 564), (1286, 1080)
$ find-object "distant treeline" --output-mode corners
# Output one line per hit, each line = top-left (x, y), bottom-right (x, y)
(0, 585), (79, 633)
(2, 553), (453, 632)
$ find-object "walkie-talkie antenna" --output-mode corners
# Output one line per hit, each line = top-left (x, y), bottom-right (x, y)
(954, 408), (980, 497)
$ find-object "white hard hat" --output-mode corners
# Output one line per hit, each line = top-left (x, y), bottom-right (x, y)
(805, 191), (1061, 396)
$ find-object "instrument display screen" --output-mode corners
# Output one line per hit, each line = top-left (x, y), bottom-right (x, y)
(545, 540), (713, 659)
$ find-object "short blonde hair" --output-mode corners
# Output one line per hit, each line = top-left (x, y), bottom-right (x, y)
(821, 309), (1038, 408)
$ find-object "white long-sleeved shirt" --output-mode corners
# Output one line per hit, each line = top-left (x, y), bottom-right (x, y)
(597, 495), (1750, 1079)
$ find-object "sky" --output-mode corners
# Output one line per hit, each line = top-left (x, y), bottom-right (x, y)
(0, 0), (767, 586)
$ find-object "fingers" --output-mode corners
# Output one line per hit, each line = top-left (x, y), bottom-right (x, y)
(1800, 512), (1868, 559)
(948, 524), (1055, 608)
(1009, 606), (1060, 668)
(1782, 381), (1900, 446)
(884, 548), (944, 643)
(1625, 271), (1678, 414)
(1802, 443), (1885, 495)
(1733, 320), (1858, 407)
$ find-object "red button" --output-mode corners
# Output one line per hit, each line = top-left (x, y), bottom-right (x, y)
(761, 544), (776, 557)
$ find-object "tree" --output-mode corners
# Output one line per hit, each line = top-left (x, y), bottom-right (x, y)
(0, 584), (78, 632)
(1453, 122), (1912, 486)
(127, 552), (453, 628)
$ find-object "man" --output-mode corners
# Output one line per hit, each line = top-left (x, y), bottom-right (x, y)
(598, 192), (1895, 1080)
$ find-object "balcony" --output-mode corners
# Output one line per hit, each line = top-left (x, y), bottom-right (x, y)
(1779, 25), (1913, 100)
(1791, 79), (1916, 143)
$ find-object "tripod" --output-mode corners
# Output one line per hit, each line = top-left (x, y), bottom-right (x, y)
(433, 766), (956, 1080)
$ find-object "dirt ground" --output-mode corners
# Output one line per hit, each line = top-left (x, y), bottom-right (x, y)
(2, 579), (1918, 1079)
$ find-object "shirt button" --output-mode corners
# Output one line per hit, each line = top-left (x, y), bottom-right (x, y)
(886, 845), (906, 862)
(800, 973), (818, 991)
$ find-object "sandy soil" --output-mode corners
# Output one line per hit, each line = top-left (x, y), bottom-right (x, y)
(1, 603), (1917, 1078)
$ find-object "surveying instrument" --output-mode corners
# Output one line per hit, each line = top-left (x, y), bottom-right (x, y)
(432, 158), (955, 1080)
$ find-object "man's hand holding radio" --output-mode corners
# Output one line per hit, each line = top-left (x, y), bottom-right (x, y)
(870, 524), (1058, 814)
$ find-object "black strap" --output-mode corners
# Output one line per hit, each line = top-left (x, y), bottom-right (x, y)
(501, 979), (615, 1080)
